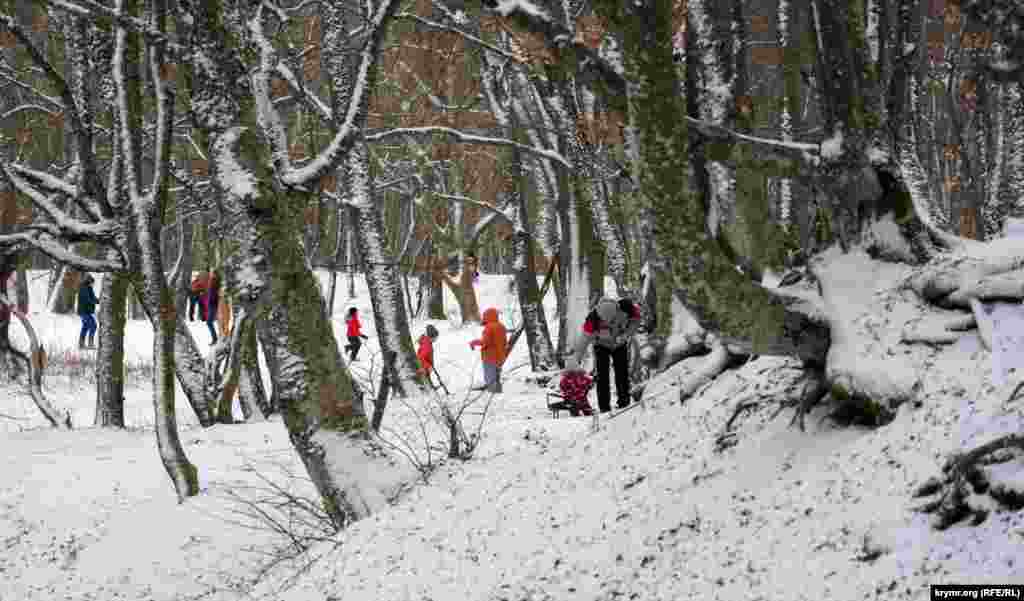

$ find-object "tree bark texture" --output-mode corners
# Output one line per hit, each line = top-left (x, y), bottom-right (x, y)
(95, 250), (128, 428)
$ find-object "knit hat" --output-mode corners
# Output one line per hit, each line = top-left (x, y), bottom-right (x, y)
(425, 324), (439, 339)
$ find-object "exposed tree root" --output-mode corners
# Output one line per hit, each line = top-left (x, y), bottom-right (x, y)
(791, 361), (829, 431)
(914, 434), (1024, 529)
(678, 336), (733, 404)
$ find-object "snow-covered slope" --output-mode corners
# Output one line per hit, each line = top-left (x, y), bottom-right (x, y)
(1, 269), (1021, 601)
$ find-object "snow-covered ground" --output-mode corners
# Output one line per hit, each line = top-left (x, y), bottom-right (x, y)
(1, 268), (1022, 600)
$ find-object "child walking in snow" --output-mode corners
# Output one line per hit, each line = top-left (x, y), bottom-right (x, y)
(559, 356), (594, 417)
(343, 307), (368, 361)
(417, 324), (439, 379)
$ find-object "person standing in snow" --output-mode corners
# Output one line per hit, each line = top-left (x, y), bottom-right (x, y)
(77, 274), (99, 350)
(416, 324), (439, 378)
(572, 297), (642, 413)
(188, 272), (209, 321)
(470, 307), (508, 393)
(204, 270), (220, 345)
(559, 356), (594, 417)
(343, 307), (369, 361)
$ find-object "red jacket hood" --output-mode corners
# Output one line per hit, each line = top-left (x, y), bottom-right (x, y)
(482, 308), (499, 324)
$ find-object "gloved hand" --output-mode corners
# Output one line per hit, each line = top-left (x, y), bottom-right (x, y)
(470, 340), (480, 349)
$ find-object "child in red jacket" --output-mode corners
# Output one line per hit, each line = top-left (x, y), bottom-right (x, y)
(559, 356), (594, 417)
(343, 307), (368, 361)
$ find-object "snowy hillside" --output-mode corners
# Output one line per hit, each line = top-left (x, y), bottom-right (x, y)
(1, 270), (1022, 601)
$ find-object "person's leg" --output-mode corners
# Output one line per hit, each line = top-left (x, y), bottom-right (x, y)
(188, 294), (197, 321)
(349, 336), (361, 360)
(207, 315), (218, 344)
(493, 365), (502, 393)
(79, 315), (88, 349)
(87, 314), (98, 348)
(483, 362), (498, 392)
(594, 345), (612, 412)
(612, 344), (630, 408)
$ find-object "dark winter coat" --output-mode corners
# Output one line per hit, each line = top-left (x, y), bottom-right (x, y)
(204, 275), (220, 319)
(77, 281), (98, 315)
(574, 297), (641, 356)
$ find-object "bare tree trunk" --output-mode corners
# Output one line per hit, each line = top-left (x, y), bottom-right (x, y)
(125, 0), (198, 500)
(238, 319), (270, 418)
(95, 249), (128, 427)
(347, 143), (423, 393)
(14, 265), (28, 314)
(50, 269), (82, 314)
(346, 216), (356, 300)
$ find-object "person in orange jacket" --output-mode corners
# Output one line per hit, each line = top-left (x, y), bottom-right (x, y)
(469, 307), (508, 393)
(416, 324), (439, 378)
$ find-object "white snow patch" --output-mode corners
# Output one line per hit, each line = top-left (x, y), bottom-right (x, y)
(820, 128), (844, 160)
(867, 146), (889, 164)
(493, 0), (549, 21)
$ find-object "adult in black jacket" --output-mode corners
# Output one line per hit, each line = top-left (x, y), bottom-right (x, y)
(572, 297), (642, 412)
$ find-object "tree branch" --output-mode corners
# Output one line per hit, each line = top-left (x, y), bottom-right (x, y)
(0, 232), (124, 271)
(365, 126), (571, 168)
(480, 2), (627, 98)
(0, 164), (118, 241)
(280, 0), (399, 188)
(1, 11), (109, 220)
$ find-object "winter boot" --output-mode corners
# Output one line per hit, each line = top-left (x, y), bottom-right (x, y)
(86, 334), (95, 349)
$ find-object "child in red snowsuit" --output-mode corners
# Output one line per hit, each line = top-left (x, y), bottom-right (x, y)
(559, 356), (594, 417)
(344, 307), (368, 361)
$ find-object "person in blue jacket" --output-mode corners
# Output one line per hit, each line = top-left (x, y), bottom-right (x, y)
(77, 274), (99, 349)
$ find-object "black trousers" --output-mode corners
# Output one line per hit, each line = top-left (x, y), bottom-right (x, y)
(346, 335), (361, 360)
(594, 344), (630, 412)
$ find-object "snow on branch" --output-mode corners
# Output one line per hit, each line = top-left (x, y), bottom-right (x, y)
(5, 164), (78, 198)
(47, 0), (189, 58)
(0, 103), (61, 122)
(0, 164), (116, 241)
(0, 232), (124, 272)
(683, 115), (819, 154)
(0, 71), (64, 110)
(479, 0), (627, 96)
(365, 126), (571, 169)
(249, 5), (296, 181)
(281, 0), (398, 188)
(275, 62), (334, 124)
(146, 16), (174, 208)
(112, 1), (142, 204)
(0, 13), (107, 218)
(395, 12), (522, 64)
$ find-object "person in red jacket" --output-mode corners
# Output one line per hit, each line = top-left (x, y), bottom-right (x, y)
(343, 307), (368, 361)
(416, 324), (439, 378)
(189, 273), (209, 321)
